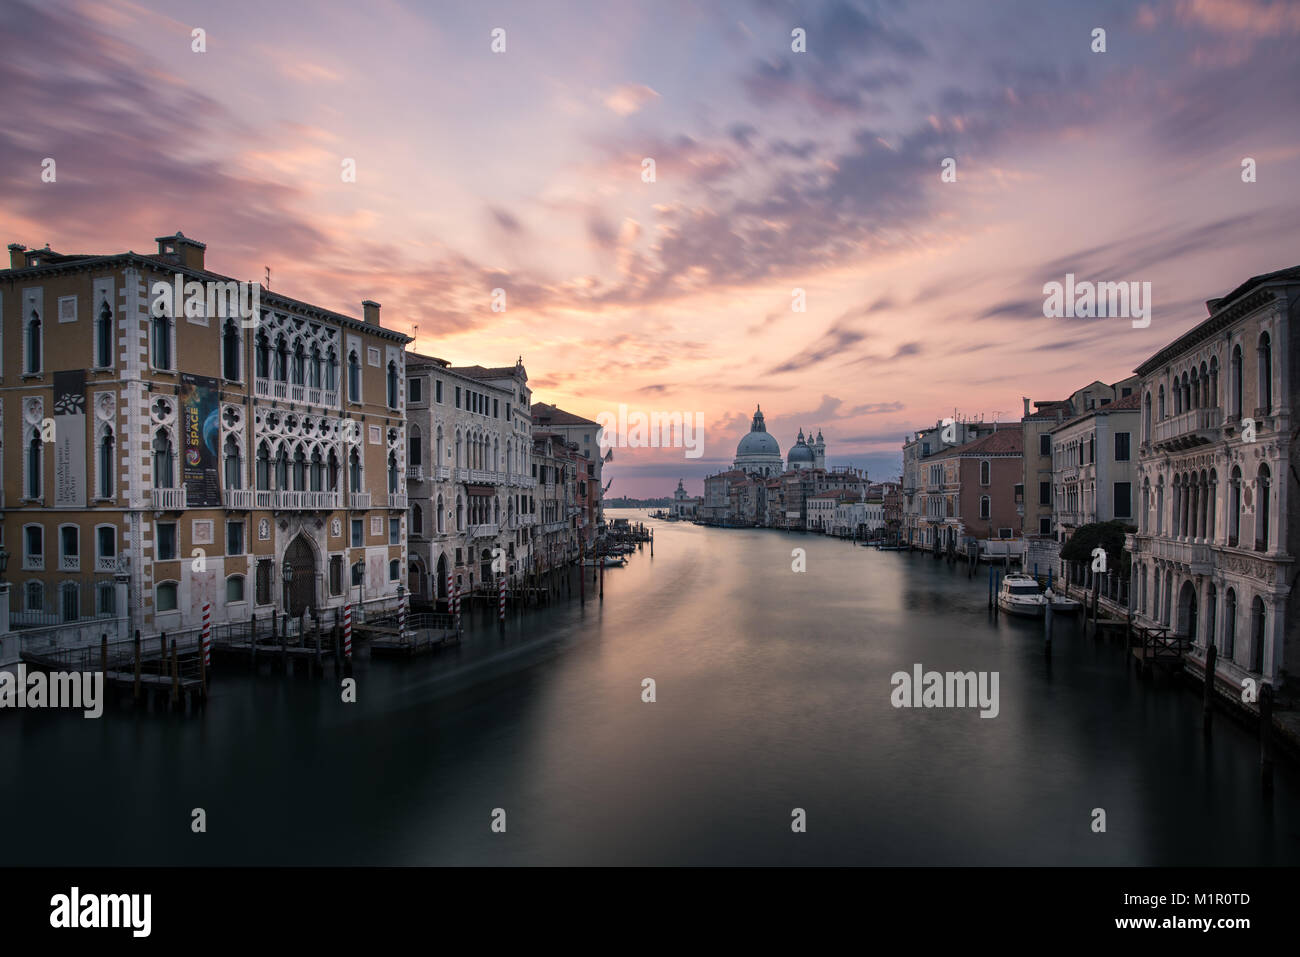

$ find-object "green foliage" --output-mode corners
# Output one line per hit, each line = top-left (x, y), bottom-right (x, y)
(1061, 520), (1133, 574)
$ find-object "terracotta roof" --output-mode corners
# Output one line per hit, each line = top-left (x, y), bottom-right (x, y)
(531, 402), (600, 427)
(933, 427), (1023, 458)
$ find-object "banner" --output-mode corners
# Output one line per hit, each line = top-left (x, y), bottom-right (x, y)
(52, 370), (86, 507)
(180, 373), (221, 507)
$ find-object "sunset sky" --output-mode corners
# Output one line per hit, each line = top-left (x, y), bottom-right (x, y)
(3, 0), (1298, 497)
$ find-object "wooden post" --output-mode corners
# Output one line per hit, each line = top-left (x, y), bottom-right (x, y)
(1044, 600), (1053, 652)
(599, 546), (605, 601)
(579, 540), (586, 605)
(133, 630), (142, 702)
(1202, 642), (1217, 734)
(169, 639), (179, 710)
(1260, 682), (1275, 793)
(249, 612), (257, 669)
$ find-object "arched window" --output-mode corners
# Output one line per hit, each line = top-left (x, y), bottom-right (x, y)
(1173, 375), (1182, 415)
(326, 348), (338, 392)
(256, 331), (270, 379)
(1231, 344), (1243, 417)
(274, 335), (288, 382)
(1258, 332), (1273, 415)
(348, 350), (361, 402)
(389, 559), (400, 581)
(327, 449), (340, 491)
(292, 342), (306, 385)
(151, 315), (171, 370)
(26, 309), (42, 374)
(1206, 583), (1217, 650)
(349, 448), (362, 492)
(275, 445), (288, 490)
(152, 429), (175, 488)
(224, 435), (242, 490)
(411, 504), (423, 536)
(98, 428), (115, 499)
(96, 300), (113, 368)
(156, 581), (179, 613)
(1228, 466), (1242, 547)
(437, 494), (445, 533)
(1155, 477), (1164, 535)
(1141, 479), (1150, 534)
(1256, 463), (1271, 551)
(26, 427), (42, 499)
(227, 574), (246, 604)
(387, 361), (399, 408)
(256, 442), (271, 490)
(310, 448), (324, 492)
(1224, 588), (1238, 658)
(309, 345), (321, 388)
(456, 431), (463, 467)
(1250, 596), (1266, 673)
(1143, 392), (1152, 442)
(388, 452), (399, 494)
(1157, 384), (1166, 419)
(1209, 355), (1219, 407)
(456, 494), (464, 531)
(409, 426), (422, 468)
(223, 319), (240, 380)
(979, 495), (990, 519)
(292, 445), (307, 490)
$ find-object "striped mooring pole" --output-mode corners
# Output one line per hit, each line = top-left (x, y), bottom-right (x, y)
(343, 603), (353, 659)
(201, 602), (212, 667)
(398, 590), (407, 641)
(498, 575), (506, 623)
(446, 572), (454, 614)
(453, 580), (461, 631)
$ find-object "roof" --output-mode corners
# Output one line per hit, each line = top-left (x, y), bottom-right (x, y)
(1135, 264), (1300, 376)
(1022, 400), (1071, 421)
(531, 402), (600, 428)
(451, 364), (527, 382)
(407, 351), (451, 369)
(1052, 390), (1142, 432)
(932, 427), (1023, 458)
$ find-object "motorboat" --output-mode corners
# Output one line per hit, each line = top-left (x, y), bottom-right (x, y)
(997, 573), (1048, 617)
(1044, 588), (1082, 614)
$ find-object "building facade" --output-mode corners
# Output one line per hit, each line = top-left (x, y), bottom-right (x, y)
(1128, 265), (1300, 693)
(0, 232), (409, 657)
(1050, 393), (1140, 542)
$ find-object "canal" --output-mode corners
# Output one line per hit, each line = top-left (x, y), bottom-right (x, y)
(2, 509), (1298, 865)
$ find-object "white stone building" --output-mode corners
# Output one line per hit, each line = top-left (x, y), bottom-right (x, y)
(1050, 391), (1140, 542)
(1128, 265), (1300, 694)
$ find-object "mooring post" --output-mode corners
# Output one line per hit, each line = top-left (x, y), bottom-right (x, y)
(133, 630), (142, 702)
(650, 530), (654, 557)
(599, 548), (605, 601)
(169, 639), (179, 710)
(988, 565), (994, 610)
(280, 615), (288, 673)
(315, 622), (323, 675)
(1202, 643), (1217, 735)
(1044, 601), (1053, 652)
(99, 633), (108, 682)
(1260, 682), (1275, 794)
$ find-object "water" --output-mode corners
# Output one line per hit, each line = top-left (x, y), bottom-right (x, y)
(3, 509), (1298, 865)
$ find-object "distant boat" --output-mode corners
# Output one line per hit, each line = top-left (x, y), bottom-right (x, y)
(997, 574), (1082, 617)
(583, 555), (627, 567)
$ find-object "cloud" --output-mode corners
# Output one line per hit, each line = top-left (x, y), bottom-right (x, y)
(604, 83), (660, 116)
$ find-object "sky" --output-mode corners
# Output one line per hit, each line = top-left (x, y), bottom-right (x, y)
(2, 0), (1298, 497)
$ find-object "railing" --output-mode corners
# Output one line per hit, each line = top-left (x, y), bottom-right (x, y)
(349, 492), (372, 509)
(224, 488), (255, 509)
(468, 523), (499, 539)
(520, 513), (537, 526)
(406, 465), (424, 481)
(95, 555), (116, 573)
(1153, 407), (1223, 447)
(436, 466), (451, 481)
(1150, 538), (1213, 569)
(9, 578), (119, 628)
(254, 376), (288, 401)
(150, 487), (187, 510)
(277, 490), (341, 510)
(388, 492), (408, 509)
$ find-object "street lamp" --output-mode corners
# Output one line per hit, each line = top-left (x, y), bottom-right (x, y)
(282, 560), (294, 613)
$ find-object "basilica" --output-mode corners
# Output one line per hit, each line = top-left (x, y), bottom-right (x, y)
(732, 405), (825, 476)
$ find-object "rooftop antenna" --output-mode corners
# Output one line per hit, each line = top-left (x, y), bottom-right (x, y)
(264, 266), (271, 289)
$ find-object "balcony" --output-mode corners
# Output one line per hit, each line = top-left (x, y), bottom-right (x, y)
(468, 523), (499, 539)
(276, 490), (341, 510)
(150, 487), (187, 511)
(96, 555), (117, 573)
(254, 377), (338, 410)
(1150, 537), (1213, 573)
(349, 492), (372, 509)
(520, 513), (538, 526)
(406, 465), (424, 482)
(436, 466), (451, 481)
(224, 488), (255, 510)
(1152, 407), (1223, 451)
(388, 492), (408, 509)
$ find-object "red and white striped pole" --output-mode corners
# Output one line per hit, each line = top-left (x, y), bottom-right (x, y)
(453, 579), (461, 631)
(201, 602), (212, 667)
(398, 589), (407, 640)
(498, 574), (505, 623)
(343, 603), (353, 659)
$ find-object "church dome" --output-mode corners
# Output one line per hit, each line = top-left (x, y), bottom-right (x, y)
(788, 429), (815, 467)
(735, 406), (781, 458)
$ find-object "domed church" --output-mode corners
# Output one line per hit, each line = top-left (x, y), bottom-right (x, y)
(733, 406), (784, 476)
(733, 407), (827, 477)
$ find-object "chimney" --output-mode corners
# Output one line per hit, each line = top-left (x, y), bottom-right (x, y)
(1206, 298), (1223, 316)
(8, 243), (27, 269)
(1022, 396), (1031, 417)
(362, 300), (381, 326)
(155, 231), (206, 270)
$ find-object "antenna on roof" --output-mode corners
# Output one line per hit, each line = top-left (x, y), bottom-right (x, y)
(264, 266), (271, 289)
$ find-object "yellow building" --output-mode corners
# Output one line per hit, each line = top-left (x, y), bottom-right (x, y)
(0, 232), (410, 659)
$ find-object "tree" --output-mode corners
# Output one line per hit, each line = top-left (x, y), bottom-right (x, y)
(1060, 520), (1134, 576)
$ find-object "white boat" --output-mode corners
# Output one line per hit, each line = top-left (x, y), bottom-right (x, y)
(997, 574), (1083, 617)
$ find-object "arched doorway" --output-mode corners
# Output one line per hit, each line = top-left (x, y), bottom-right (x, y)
(408, 558), (425, 599)
(1176, 580), (1197, 642)
(435, 554), (448, 600)
(284, 535), (317, 617)
(480, 548), (493, 585)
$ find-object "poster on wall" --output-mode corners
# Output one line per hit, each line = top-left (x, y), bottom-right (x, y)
(180, 372), (221, 507)
(53, 370), (86, 507)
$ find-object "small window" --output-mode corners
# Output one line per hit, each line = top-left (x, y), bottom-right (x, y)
(329, 555), (343, 596)
(1115, 432), (1130, 462)
(1114, 482), (1132, 519)
(455, 386), (461, 408)
(156, 582), (179, 612)
(256, 559), (273, 605)
(389, 518), (400, 545)
(436, 380), (443, 403)
(227, 575), (246, 603)
(156, 522), (177, 561)
(1039, 433), (1050, 456)
(227, 521), (245, 556)
(1039, 481), (1051, 506)
(1039, 517), (1052, 535)
(389, 558), (400, 581)
(96, 526), (116, 561)
(351, 519), (364, 548)
(409, 377), (423, 403)
(24, 524), (44, 565)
